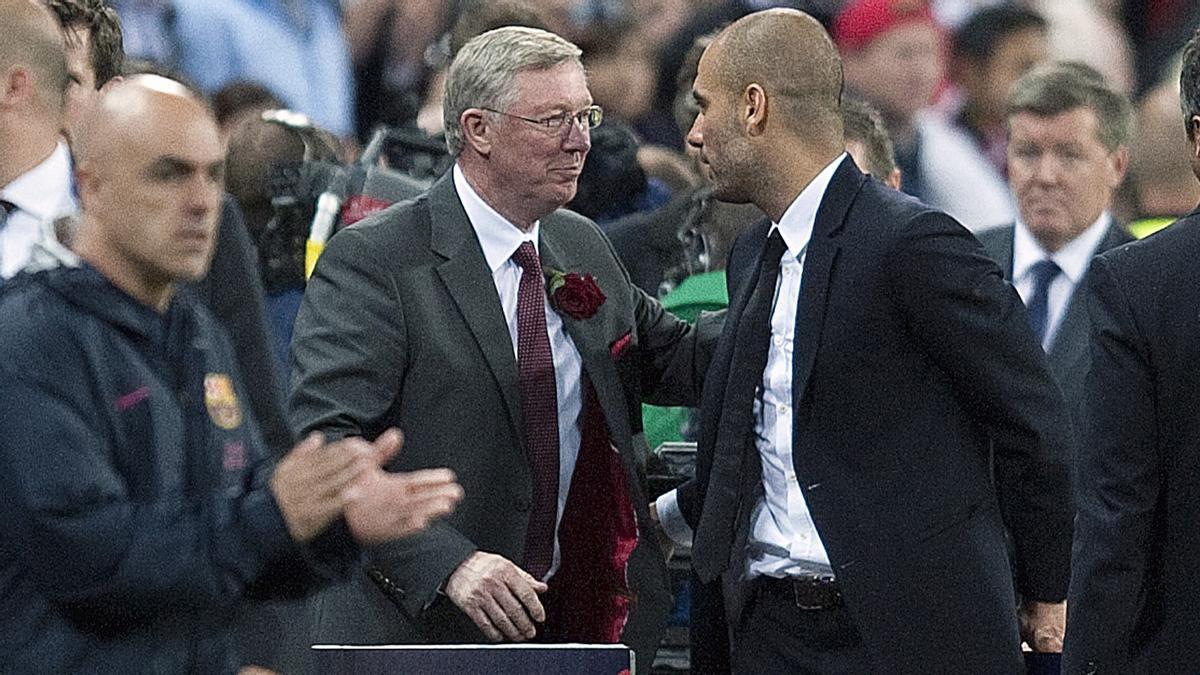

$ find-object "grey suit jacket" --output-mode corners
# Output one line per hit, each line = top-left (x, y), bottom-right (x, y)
(288, 172), (717, 664)
(978, 221), (1132, 448)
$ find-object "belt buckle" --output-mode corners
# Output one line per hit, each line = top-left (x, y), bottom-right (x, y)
(792, 575), (838, 610)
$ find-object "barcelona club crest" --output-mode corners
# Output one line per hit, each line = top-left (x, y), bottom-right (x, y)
(204, 373), (242, 430)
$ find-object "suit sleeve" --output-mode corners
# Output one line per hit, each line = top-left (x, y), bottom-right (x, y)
(595, 227), (721, 408)
(289, 227), (407, 440)
(890, 211), (1073, 601)
(1063, 256), (1158, 672)
(288, 227), (476, 615)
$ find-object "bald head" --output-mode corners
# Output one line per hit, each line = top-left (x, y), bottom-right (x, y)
(75, 74), (212, 162)
(707, 8), (844, 139)
(0, 0), (69, 110)
(74, 74), (225, 310)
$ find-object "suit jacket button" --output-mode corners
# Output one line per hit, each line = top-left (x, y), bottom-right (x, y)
(515, 497), (530, 512)
(1083, 662), (1099, 675)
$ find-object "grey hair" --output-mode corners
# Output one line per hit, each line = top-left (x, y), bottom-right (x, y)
(443, 26), (582, 155)
(1007, 61), (1134, 151)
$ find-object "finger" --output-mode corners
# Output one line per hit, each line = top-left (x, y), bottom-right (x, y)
(377, 475), (464, 509)
(514, 565), (549, 595)
(401, 492), (462, 523)
(397, 468), (460, 488)
(285, 432), (325, 462)
(492, 583), (537, 639)
(480, 595), (527, 642)
(507, 572), (546, 623)
(371, 428), (404, 466)
(463, 606), (503, 642)
(312, 450), (375, 502)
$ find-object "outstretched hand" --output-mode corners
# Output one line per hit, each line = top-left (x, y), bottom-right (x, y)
(343, 428), (464, 544)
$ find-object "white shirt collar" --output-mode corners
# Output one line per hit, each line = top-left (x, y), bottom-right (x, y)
(770, 153), (846, 258)
(1013, 212), (1112, 285)
(453, 163), (539, 272)
(0, 141), (75, 222)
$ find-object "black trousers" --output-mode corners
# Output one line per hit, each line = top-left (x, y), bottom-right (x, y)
(732, 579), (875, 674)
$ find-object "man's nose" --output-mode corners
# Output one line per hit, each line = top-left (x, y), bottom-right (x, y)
(562, 120), (591, 152)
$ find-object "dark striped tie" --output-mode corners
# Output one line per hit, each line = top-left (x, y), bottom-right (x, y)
(512, 241), (559, 580)
(1026, 258), (1062, 347)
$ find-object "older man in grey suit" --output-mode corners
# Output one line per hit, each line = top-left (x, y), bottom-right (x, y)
(979, 63), (1133, 448)
(289, 27), (716, 664)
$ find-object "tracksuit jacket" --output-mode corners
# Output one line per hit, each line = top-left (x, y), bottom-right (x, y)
(0, 264), (357, 673)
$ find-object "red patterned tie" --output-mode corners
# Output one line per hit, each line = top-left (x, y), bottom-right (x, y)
(512, 241), (560, 580)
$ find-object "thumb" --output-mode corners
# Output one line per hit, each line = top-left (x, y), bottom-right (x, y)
(372, 428), (404, 466)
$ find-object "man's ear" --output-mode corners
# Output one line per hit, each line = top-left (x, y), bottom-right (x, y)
(1107, 145), (1130, 188)
(0, 65), (34, 109)
(744, 83), (767, 137)
(1192, 115), (1200, 159)
(460, 109), (493, 157)
(73, 161), (99, 210)
(98, 74), (122, 93)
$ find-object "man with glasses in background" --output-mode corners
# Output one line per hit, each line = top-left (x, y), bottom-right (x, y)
(289, 26), (718, 665)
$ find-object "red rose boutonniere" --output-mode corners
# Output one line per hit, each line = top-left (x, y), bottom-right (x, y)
(545, 268), (606, 320)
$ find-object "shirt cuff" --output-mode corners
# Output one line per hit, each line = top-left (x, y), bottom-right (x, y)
(655, 489), (694, 548)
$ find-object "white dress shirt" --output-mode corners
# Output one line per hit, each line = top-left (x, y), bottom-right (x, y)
(0, 142), (77, 279)
(1012, 213), (1112, 351)
(454, 165), (583, 580)
(656, 154), (846, 579)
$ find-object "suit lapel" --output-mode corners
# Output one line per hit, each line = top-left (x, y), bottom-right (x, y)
(994, 227), (1016, 280)
(1046, 223), (1133, 371)
(429, 175), (522, 441)
(538, 220), (633, 446)
(792, 158), (862, 405)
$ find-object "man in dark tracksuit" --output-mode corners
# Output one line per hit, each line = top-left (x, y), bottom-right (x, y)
(0, 264), (356, 673)
(0, 73), (462, 672)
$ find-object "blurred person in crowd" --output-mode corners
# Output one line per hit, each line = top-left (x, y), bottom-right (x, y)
(949, 4), (1049, 177)
(978, 65), (1132, 662)
(652, 8), (1072, 672)
(1121, 0), (1200, 97)
(567, 120), (671, 226)
(1063, 27), (1200, 673)
(1031, 0), (1134, 96)
(979, 62), (1132, 444)
(344, 0), (453, 134)
(610, 30), (759, 299)
(842, 97), (901, 189)
(289, 26), (718, 667)
(415, 0), (548, 136)
(170, 0), (355, 138)
(45, 0), (122, 142)
(211, 80), (285, 139)
(223, 109), (340, 377)
(0, 0), (77, 279)
(106, 0), (176, 68)
(1124, 67), (1200, 238)
(836, 0), (1011, 232)
(0, 72), (462, 674)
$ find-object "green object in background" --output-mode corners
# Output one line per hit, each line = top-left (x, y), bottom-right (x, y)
(1127, 217), (1175, 240)
(643, 270), (730, 450)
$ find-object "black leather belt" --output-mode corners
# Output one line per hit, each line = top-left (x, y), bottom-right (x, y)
(754, 574), (843, 610)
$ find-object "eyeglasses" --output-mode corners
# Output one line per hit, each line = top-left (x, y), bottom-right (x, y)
(483, 105), (604, 133)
